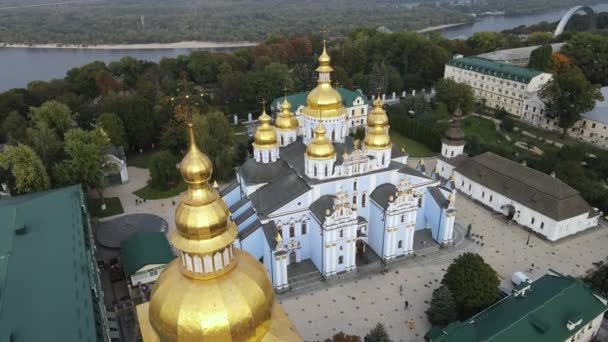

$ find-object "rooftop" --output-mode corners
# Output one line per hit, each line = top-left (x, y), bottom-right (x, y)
(271, 87), (368, 110)
(120, 232), (175, 276)
(0, 186), (105, 342)
(447, 56), (544, 83)
(477, 43), (565, 63)
(581, 86), (608, 125)
(429, 271), (608, 342)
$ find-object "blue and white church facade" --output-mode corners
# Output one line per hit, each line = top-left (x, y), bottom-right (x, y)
(221, 45), (457, 290)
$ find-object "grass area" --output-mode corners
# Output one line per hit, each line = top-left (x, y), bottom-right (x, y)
(133, 180), (187, 200)
(87, 197), (124, 218)
(389, 131), (434, 157)
(127, 150), (156, 169)
(462, 116), (501, 143)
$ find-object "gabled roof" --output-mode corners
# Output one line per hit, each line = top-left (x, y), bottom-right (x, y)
(271, 87), (367, 110)
(238, 158), (293, 184)
(455, 152), (591, 221)
(0, 186), (105, 342)
(428, 186), (450, 209)
(310, 195), (337, 224)
(370, 183), (397, 210)
(447, 57), (543, 83)
(431, 272), (608, 342)
(120, 232), (175, 276)
(261, 221), (279, 250)
(249, 172), (311, 217)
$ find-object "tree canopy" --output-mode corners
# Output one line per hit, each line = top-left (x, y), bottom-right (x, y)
(364, 323), (392, 342)
(148, 150), (180, 190)
(97, 112), (127, 147)
(434, 78), (475, 116)
(0, 143), (50, 195)
(193, 111), (238, 181)
(528, 44), (552, 72)
(426, 285), (458, 326)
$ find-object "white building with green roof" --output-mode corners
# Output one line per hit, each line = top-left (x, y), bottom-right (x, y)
(271, 87), (369, 135)
(427, 270), (608, 342)
(0, 185), (116, 342)
(444, 56), (552, 117)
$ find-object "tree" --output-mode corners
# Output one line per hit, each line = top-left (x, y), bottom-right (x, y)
(26, 122), (63, 169)
(0, 143), (50, 195)
(148, 150), (180, 190)
(324, 332), (361, 342)
(442, 253), (499, 320)
(193, 111), (238, 181)
(0, 111), (27, 143)
(364, 323), (392, 342)
(562, 33), (608, 85)
(160, 119), (188, 154)
(426, 285), (458, 326)
(528, 44), (552, 72)
(30, 100), (74, 138)
(53, 128), (111, 200)
(500, 116), (515, 132)
(527, 32), (553, 45)
(97, 113), (127, 147)
(541, 66), (603, 137)
(434, 78), (475, 115)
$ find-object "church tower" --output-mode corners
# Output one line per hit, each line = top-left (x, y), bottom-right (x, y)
(275, 96), (298, 146)
(305, 120), (336, 179)
(252, 105), (280, 163)
(301, 41), (347, 144)
(363, 97), (392, 168)
(437, 108), (466, 179)
(142, 107), (301, 341)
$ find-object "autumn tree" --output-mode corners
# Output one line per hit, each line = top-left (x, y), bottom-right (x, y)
(541, 66), (603, 137)
(0, 144), (50, 195)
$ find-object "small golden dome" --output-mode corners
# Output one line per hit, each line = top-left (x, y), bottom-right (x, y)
(275, 98), (298, 131)
(253, 108), (278, 148)
(149, 250), (302, 341)
(306, 123), (336, 160)
(368, 98), (389, 128)
(302, 43), (346, 119)
(364, 126), (392, 149)
(180, 124), (213, 184)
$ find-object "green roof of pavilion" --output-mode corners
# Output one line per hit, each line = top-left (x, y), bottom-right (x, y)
(120, 231), (175, 276)
(271, 87), (368, 111)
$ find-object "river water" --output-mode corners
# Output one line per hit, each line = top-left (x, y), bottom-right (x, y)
(1, 3), (608, 92)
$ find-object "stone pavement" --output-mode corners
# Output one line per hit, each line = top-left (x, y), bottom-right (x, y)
(280, 194), (608, 341)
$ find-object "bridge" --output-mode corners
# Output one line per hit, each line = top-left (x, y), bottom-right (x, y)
(554, 5), (596, 36)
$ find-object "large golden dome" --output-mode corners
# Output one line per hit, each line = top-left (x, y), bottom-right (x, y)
(275, 98), (298, 131)
(143, 117), (302, 342)
(301, 43), (346, 119)
(306, 123), (336, 160)
(364, 97), (392, 150)
(253, 108), (278, 148)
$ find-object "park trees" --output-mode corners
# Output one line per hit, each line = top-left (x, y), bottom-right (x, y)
(541, 66), (603, 137)
(97, 113), (127, 147)
(562, 33), (608, 85)
(364, 323), (392, 342)
(434, 78), (475, 115)
(149, 150), (180, 190)
(30, 100), (74, 138)
(426, 285), (458, 326)
(0, 111), (27, 144)
(528, 44), (552, 72)
(442, 253), (499, 320)
(324, 332), (361, 342)
(193, 111), (238, 181)
(0, 143), (50, 195)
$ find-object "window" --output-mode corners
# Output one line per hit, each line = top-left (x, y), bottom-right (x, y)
(325, 165), (328, 176)
(301, 222), (307, 235)
(401, 215), (405, 223)
(490, 195), (493, 202)
(398, 240), (403, 248)
(339, 229), (344, 238)
(468, 184), (471, 191)
(338, 256), (344, 264)
(540, 222), (544, 229)
(362, 193), (366, 207)
(352, 195), (357, 205)
(353, 180), (357, 191)
(461, 180), (464, 186)
(482, 191), (485, 198)
(259, 151), (262, 160)
(289, 225), (295, 238)
(310, 128), (314, 138)
(339, 246), (343, 250)
(531, 217), (535, 225)
(451, 151), (454, 157)
(360, 108), (364, 115)
(314, 166), (317, 177)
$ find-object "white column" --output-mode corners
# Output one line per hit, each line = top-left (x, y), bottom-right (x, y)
(233, 115), (238, 125)
(382, 94), (386, 101)
(275, 256), (282, 287)
(412, 89), (416, 96)
(350, 240), (356, 269)
(392, 92), (396, 100)
(248, 113), (252, 121)
(282, 257), (288, 287)
(402, 91), (406, 97)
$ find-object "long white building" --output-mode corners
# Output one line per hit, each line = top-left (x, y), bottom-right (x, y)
(444, 56), (552, 117)
(436, 120), (601, 241)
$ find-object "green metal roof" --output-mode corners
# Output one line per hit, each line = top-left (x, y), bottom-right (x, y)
(0, 185), (107, 342)
(429, 272), (608, 342)
(271, 87), (367, 111)
(447, 57), (543, 84)
(120, 231), (174, 276)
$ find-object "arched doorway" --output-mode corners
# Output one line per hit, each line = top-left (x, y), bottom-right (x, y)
(289, 251), (297, 264)
(501, 204), (515, 220)
(355, 239), (368, 266)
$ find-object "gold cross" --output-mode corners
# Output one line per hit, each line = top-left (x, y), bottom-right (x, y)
(282, 86), (289, 98)
(321, 26), (329, 41)
(334, 80), (341, 88)
(171, 92), (206, 125)
(260, 99), (266, 112)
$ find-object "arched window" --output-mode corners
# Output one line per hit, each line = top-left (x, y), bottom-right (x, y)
(301, 221), (307, 235)
(353, 180), (357, 191)
(289, 225), (295, 238)
(193, 255), (202, 273)
(352, 195), (357, 205)
(398, 240), (403, 249)
(281, 135), (284, 145)
(362, 193), (366, 207)
(338, 256), (344, 264)
(259, 151), (262, 161)
(310, 128), (314, 138)
(325, 165), (328, 176)
(331, 130), (336, 141)
(314, 166), (317, 177)
(339, 229), (344, 238)
(382, 154), (385, 165)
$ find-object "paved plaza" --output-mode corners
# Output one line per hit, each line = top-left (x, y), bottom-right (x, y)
(99, 164), (608, 342)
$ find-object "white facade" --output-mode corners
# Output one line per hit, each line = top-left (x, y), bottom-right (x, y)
(129, 264), (167, 286)
(253, 145), (279, 164)
(303, 114), (348, 145)
(444, 56), (552, 116)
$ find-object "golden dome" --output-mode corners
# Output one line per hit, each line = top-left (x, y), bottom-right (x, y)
(364, 97), (392, 150)
(253, 108), (278, 148)
(306, 123), (336, 160)
(301, 43), (346, 119)
(149, 250), (301, 341)
(275, 98), (298, 131)
(145, 115), (302, 341)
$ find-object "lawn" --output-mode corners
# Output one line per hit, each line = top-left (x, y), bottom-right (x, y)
(389, 131), (434, 157)
(87, 197), (124, 218)
(127, 150), (156, 169)
(461, 116), (501, 143)
(133, 180), (187, 200)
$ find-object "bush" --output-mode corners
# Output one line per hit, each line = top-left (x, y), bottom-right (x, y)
(500, 117), (515, 132)
(149, 150), (180, 190)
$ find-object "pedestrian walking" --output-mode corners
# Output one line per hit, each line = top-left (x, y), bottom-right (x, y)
(406, 300), (409, 309)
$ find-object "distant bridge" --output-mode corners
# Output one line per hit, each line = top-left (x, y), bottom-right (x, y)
(554, 5), (596, 36)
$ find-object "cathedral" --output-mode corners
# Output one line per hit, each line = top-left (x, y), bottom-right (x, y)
(221, 43), (457, 290)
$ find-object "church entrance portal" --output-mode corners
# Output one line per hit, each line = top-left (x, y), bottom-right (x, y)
(289, 251), (297, 264)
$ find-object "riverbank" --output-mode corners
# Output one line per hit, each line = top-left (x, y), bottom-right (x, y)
(416, 22), (468, 33)
(0, 41), (258, 50)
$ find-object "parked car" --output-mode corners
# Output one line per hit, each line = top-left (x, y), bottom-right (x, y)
(512, 271), (531, 286)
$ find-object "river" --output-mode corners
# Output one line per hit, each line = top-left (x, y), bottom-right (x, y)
(1, 3), (608, 92)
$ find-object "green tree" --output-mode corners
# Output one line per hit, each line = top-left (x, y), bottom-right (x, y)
(97, 113), (127, 147)
(26, 122), (63, 169)
(528, 44), (552, 72)
(562, 33), (608, 85)
(53, 128), (111, 200)
(442, 253), (499, 320)
(193, 111), (238, 181)
(160, 119), (188, 154)
(65, 61), (108, 98)
(324, 332), (361, 342)
(527, 32), (554, 45)
(148, 150), (180, 190)
(0, 111), (27, 143)
(426, 285), (458, 326)
(30, 100), (74, 137)
(0, 143), (50, 195)
(541, 66), (603, 137)
(98, 92), (155, 149)
(435, 78), (475, 115)
(500, 116), (515, 132)
(364, 323), (392, 342)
